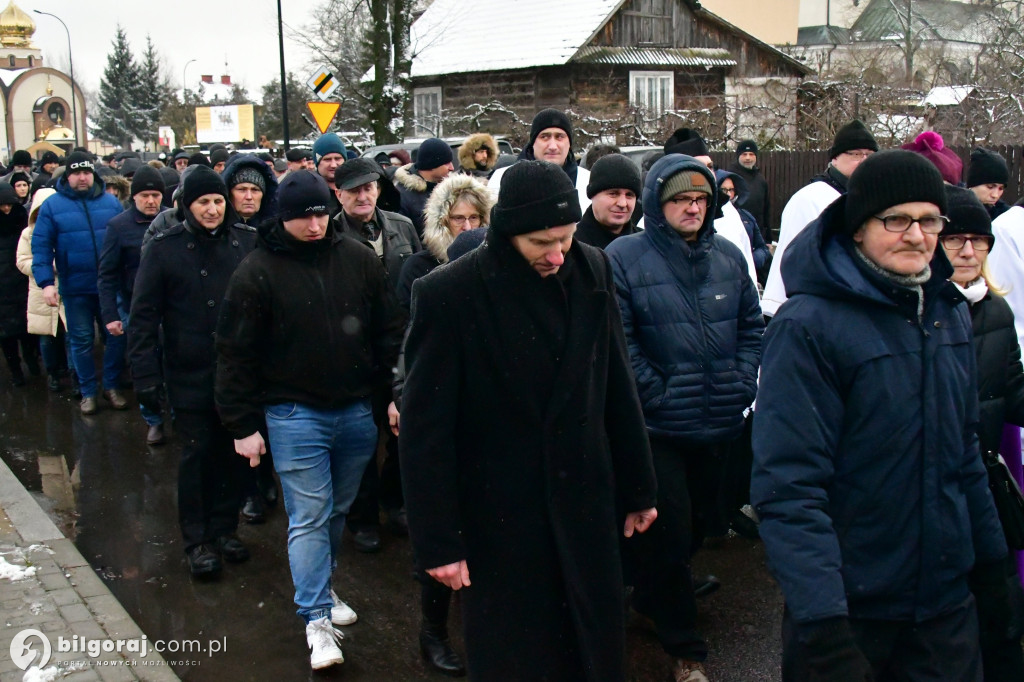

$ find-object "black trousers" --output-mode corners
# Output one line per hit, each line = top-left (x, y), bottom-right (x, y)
(622, 437), (725, 661)
(1, 333), (39, 375)
(347, 418), (403, 532)
(781, 597), (982, 682)
(173, 409), (244, 550)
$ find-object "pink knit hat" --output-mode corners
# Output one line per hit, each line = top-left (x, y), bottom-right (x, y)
(900, 131), (962, 185)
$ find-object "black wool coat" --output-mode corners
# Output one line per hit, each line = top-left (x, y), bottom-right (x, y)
(0, 204), (28, 337)
(969, 292), (1024, 455)
(128, 216), (257, 409)
(400, 231), (657, 682)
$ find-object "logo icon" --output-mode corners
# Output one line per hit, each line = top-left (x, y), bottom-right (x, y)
(10, 628), (51, 670)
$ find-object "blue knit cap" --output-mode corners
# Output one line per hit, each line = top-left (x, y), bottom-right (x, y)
(312, 134), (348, 166)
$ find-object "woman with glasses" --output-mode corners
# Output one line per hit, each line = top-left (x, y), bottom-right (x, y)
(940, 185), (1024, 681)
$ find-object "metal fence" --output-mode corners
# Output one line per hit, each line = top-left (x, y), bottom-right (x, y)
(709, 145), (1024, 241)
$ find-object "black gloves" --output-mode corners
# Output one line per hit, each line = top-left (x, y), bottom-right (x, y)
(970, 558), (1013, 646)
(798, 616), (874, 682)
(136, 386), (162, 415)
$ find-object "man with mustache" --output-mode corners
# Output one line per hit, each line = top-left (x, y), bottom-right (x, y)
(752, 150), (1010, 681)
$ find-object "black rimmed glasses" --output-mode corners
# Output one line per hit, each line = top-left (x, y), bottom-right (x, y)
(940, 235), (994, 251)
(666, 195), (708, 209)
(872, 214), (948, 234)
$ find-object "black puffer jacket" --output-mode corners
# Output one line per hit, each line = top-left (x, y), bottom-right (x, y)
(128, 216), (257, 409)
(970, 292), (1024, 455)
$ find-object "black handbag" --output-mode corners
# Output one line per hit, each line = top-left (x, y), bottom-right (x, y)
(983, 450), (1024, 550)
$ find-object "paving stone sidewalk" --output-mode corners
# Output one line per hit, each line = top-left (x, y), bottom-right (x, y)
(0, 458), (178, 682)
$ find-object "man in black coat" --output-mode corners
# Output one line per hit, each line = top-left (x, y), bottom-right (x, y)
(400, 160), (658, 682)
(574, 153), (641, 250)
(728, 140), (771, 242)
(393, 137), (454, 238)
(128, 165), (257, 577)
(98, 166), (167, 440)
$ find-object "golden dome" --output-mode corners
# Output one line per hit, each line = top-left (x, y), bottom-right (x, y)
(0, 1), (35, 49)
(44, 126), (74, 142)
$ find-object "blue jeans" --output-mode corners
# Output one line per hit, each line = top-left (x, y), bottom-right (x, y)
(63, 293), (125, 399)
(121, 308), (161, 426)
(265, 399), (377, 624)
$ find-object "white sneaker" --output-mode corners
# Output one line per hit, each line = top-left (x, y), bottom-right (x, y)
(305, 617), (344, 670)
(330, 589), (358, 625)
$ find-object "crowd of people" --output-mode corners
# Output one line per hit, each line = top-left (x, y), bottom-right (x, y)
(1, 109), (1023, 682)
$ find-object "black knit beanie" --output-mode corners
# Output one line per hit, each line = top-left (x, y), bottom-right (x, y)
(182, 164), (228, 209)
(587, 153), (641, 198)
(40, 151), (60, 166)
(277, 170), (331, 221)
(529, 109), (573, 150)
(736, 139), (758, 155)
(210, 149), (230, 166)
(416, 138), (453, 171)
(967, 147), (1009, 188)
(10, 149), (31, 167)
(490, 160), (582, 237)
(664, 128), (709, 157)
(942, 185), (992, 239)
(844, 150), (947, 235)
(130, 165), (165, 196)
(229, 166), (266, 192)
(65, 150), (95, 175)
(188, 153), (211, 168)
(829, 120), (879, 159)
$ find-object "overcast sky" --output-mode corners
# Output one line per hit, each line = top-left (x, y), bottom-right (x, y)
(31, 0), (326, 102)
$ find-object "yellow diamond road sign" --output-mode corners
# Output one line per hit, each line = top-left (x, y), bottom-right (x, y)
(307, 102), (341, 135)
(307, 67), (340, 101)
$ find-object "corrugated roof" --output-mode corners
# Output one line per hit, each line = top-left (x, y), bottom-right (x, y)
(573, 46), (736, 68)
(797, 25), (851, 46)
(408, 0), (623, 78)
(850, 0), (1004, 45)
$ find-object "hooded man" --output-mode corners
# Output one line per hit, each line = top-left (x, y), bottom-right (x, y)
(30, 151), (126, 415)
(457, 133), (499, 178)
(222, 153), (278, 227)
(393, 138), (454, 237)
(728, 140), (771, 241)
(98, 165), (167, 442)
(716, 169), (771, 276)
(753, 150), (1009, 682)
(762, 119), (878, 317)
(312, 134), (347, 217)
(607, 154), (763, 682)
(968, 147), (1011, 221)
(488, 109), (591, 213)
(574, 153), (641, 250)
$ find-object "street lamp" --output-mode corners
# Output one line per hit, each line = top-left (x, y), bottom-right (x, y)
(183, 58), (197, 101)
(33, 10), (78, 145)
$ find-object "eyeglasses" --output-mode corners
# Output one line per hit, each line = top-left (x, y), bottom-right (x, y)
(666, 195), (708, 209)
(448, 214), (483, 226)
(940, 235), (993, 251)
(721, 186), (736, 196)
(842, 150), (874, 159)
(872, 214), (948, 234)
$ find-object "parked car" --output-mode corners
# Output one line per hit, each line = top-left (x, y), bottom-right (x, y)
(619, 145), (662, 168)
(361, 136), (515, 170)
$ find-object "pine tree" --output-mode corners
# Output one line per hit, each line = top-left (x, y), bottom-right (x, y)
(91, 26), (144, 148)
(135, 35), (169, 146)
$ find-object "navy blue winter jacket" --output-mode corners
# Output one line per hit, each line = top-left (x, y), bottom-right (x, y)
(606, 154), (763, 443)
(31, 176), (123, 295)
(751, 196), (1008, 625)
(97, 205), (155, 324)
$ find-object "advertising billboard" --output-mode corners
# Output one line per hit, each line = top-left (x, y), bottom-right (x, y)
(195, 104), (255, 144)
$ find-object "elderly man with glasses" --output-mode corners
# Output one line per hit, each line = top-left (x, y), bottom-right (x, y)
(752, 150), (1010, 682)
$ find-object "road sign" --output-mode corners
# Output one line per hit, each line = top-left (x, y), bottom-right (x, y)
(306, 66), (340, 101)
(307, 102), (341, 135)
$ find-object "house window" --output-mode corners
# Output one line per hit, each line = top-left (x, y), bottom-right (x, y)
(413, 87), (442, 137)
(629, 71), (674, 118)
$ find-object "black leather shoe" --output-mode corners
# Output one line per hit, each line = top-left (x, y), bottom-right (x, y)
(257, 475), (278, 507)
(420, 625), (466, 677)
(187, 544), (222, 577)
(693, 575), (721, 599)
(352, 528), (382, 553)
(241, 495), (266, 524)
(146, 424), (166, 446)
(215, 535), (250, 563)
(384, 507), (409, 537)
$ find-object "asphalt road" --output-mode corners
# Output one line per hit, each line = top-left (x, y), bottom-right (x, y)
(0, 371), (784, 681)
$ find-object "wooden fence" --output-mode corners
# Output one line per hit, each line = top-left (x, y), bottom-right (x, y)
(708, 145), (1024, 241)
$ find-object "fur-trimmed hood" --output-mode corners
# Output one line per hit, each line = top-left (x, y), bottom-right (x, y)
(422, 174), (493, 262)
(394, 163), (428, 193)
(458, 133), (499, 171)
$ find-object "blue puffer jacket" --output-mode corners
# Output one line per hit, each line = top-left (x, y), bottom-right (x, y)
(31, 175), (122, 295)
(221, 153), (278, 224)
(751, 196), (1008, 625)
(606, 154), (763, 443)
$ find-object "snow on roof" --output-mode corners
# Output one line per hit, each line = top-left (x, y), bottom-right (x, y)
(922, 85), (975, 107)
(408, 0), (623, 77)
(574, 46), (736, 68)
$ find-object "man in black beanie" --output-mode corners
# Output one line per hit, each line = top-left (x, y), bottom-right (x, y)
(98, 165), (167, 441)
(729, 139), (771, 242)
(401, 159), (657, 682)
(210, 148), (230, 174)
(753, 150), (1009, 682)
(575, 153), (641, 249)
(488, 108), (591, 212)
(215, 169), (405, 670)
(30, 150), (60, 199)
(393, 137), (453, 237)
(763, 119), (879, 316)
(968, 147), (1011, 220)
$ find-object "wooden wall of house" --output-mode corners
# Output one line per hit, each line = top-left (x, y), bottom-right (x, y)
(416, 70), (537, 132)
